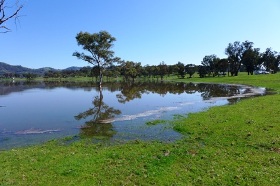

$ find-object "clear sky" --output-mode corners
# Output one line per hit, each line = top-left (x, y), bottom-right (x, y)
(1, 0), (280, 69)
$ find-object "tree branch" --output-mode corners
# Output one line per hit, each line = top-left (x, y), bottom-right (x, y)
(0, 0), (23, 32)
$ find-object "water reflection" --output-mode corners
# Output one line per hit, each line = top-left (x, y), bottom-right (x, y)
(74, 88), (121, 138)
(0, 80), (266, 147)
(196, 83), (241, 100)
(0, 80), (261, 100)
(71, 81), (264, 138)
(114, 81), (259, 103)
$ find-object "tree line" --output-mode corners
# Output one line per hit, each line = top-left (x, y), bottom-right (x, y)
(43, 61), (194, 81)
(71, 31), (280, 86)
(199, 41), (280, 77)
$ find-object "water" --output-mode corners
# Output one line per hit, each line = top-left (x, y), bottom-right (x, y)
(0, 81), (266, 149)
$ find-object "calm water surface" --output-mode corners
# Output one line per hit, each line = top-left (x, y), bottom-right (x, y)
(0, 81), (266, 149)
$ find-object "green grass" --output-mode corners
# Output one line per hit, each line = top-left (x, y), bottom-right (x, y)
(1, 73), (280, 185)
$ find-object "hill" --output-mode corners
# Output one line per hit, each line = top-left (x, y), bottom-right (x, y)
(0, 62), (81, 76)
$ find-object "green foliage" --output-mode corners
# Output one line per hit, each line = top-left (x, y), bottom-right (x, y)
(176, 61), (185, 78)
(217, 58), (228, 74)
(261, 48), (279, 74)
(225, 40), (254, 76)
(73, 31), (120, 86)
(23, 73), (37, 80)
(185, 64), (196, 78)
(242, 48), (260, 75)
(158, 61), (168, 80)
(197, 65), (207, 78)
(201, 54), (219, 76)
(120, 61), (142, 81)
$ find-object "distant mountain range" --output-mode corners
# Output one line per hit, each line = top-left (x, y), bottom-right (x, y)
(0, 62), (82, 76)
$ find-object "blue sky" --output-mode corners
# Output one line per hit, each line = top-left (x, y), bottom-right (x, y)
(1, 0), (280, 69)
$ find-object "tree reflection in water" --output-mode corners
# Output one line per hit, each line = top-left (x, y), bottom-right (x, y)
(75, 88), (121, 138)
(0, 80), (266, 149)
(1, 81), (262, 139)
(115, 81), (244, 103)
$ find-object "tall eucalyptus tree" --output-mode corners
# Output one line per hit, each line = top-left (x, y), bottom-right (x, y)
(242, 48), (260, 75)
(225, 40), (253, 76)
(261, 48), (279, 74)
(73, 31), (120, 88)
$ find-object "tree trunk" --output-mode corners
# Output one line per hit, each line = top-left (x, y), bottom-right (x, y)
(99, 73), (103, 89)
(98, 63), (103, 89)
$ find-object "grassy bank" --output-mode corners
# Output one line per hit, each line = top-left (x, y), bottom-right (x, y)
(0, 73), (280, 185)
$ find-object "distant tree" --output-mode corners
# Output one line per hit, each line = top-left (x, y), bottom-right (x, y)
(103, 69), (113, 82)
(158, 61), (168, 81)
(167, 65), (176, 76)
(61, 69), (76, 78)
(146, 65), (158, 78)
(217, 58), (228, 75)
(23, 73), (37, 80)
(241, 48), (260, 75)
(176, 62), (185, 78)
(73, 31), (120, 88)
(143, 65), (151, 78)
(4, 73), (12, 78)
(197, 65), (207, 78)
(14, 73), (20, 78)
(108, 65), (121, 79)
(44, 71), (63, 78)
(141, 65), (150, 78)
(225, 40), (253, 76)
(120, 61), (141, 81)
(261, 48), (279, 74)
(90, 66), (100, 81)
(0, 0), (23, 33)
(185, 64), (196, 78)
(79, 66), (92, 77)
(201, 54), (220, 76)
(225, 41), (242, 76)
(152, 65), (160, 79)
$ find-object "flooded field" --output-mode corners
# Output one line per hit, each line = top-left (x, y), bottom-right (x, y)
(0, 81), (266, 149)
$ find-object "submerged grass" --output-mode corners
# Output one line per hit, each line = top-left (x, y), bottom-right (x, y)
(1, 73), (280, 185)
(145, 119), (168, 125)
